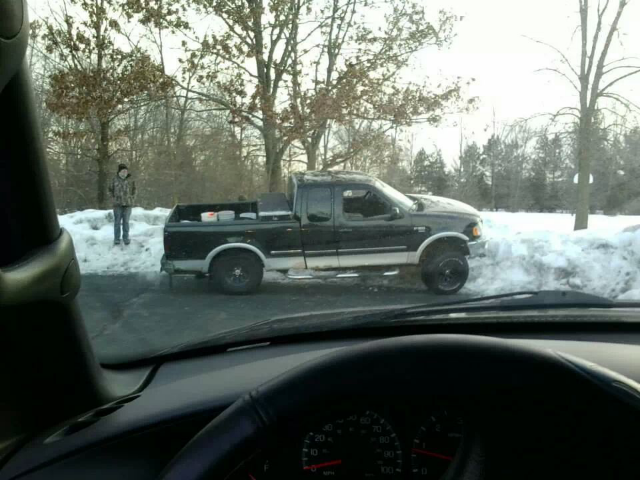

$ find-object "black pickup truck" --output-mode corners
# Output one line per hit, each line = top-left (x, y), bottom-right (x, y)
(161, 171), (485, 294)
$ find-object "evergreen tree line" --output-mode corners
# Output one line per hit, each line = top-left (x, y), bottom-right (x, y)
(409, 124), (640, 214)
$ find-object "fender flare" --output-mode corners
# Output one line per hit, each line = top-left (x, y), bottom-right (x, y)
(203, 243), (267, 273)
(411, 232), (469, 264)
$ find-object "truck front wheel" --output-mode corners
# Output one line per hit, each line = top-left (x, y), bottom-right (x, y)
(210, 252), (264, 295)
(421, 251), (469, 295)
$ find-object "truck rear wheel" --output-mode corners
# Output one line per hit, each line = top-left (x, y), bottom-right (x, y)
(210, 252), (264, 295)
(421, 250), (469, 295)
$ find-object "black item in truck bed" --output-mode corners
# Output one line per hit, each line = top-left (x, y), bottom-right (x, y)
(258, 193), (292, 220)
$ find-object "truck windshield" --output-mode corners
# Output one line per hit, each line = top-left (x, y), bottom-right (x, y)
(375, 180), (415, 211)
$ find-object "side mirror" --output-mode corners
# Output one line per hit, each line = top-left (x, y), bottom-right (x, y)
(388, 207), (402, 221)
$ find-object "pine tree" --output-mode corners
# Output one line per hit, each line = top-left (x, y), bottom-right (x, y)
(410, 148), (430, 193)
(424, 150), (450, 196)
(529, 136), (550, 211)
(482, 134), (503, 210)
(456, 142), (489, 208)
(546, 134), (568, 211)
(618, 128), (640, 213)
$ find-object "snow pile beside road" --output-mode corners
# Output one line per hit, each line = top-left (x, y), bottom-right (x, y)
(467, 212), (640, 299)
(59, 207), (640, 299)
(59, 208), (170, 274)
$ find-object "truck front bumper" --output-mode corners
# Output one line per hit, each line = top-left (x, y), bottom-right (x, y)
(468, 239), (488, 258)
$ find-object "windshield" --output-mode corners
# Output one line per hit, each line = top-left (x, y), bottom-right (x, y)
(27, 0), (640, 363)
(375, 180), (415, 211)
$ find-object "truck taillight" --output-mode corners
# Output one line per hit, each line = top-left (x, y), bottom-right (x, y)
(163, 232), (169, 253)
(472, 226), (481, 238)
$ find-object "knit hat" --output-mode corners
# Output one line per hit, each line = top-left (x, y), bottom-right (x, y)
(117, 163), (128, 173)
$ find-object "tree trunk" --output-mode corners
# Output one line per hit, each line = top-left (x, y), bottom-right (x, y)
(574, 120), (592, 230)
(306, 144), (317, 171)
(268, 154), (283, 192)
(263, 121), (281, 192)
(304, 121), (329, 171)
(97, 119), (110, 209)
(97, 160), (108, 209)
(322, 125), (331, 167)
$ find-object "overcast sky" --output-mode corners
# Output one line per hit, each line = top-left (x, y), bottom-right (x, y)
(410, 0), (640, 162)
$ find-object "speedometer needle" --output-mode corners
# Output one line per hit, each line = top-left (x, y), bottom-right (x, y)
(412, 448), (453, 461)
(303, 459), (343, 470)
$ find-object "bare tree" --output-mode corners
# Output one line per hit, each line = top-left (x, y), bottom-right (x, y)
(152, 0), (470, 190)
(160, 0), (309, 192)
(41, 0), (171, 207)
(287, 0), (464, 171)
(537, 0), (639, 229)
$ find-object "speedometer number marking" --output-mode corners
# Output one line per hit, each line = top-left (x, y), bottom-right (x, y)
(301, 411), (402, 478)
(410, 410), (463, 479)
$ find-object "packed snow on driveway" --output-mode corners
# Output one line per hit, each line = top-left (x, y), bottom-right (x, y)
(59, 208), (640, 299)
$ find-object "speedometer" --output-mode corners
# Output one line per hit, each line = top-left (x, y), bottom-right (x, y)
(301, 410), (402, 478)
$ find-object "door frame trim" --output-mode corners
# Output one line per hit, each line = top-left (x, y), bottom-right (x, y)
(339, 246), (407, 254)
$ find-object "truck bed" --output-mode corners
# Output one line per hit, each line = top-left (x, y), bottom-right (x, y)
(163, 193), (301, 271)
(167, 193), (293, 224)
(167, 201), (258, 223)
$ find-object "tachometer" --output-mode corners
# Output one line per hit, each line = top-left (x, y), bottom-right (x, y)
(411, 409), (463, 479)
(301, 410), (402, 478)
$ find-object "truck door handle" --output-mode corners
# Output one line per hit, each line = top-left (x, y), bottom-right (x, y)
(339, 228), (352, 232)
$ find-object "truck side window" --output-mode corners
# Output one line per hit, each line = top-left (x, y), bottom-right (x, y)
(343, 189), (391, 220)
(307, 187), (332, 223)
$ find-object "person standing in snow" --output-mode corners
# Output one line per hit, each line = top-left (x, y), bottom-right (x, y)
(108, 163), (136, 245)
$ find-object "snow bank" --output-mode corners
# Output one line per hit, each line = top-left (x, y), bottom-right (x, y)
(59, 208), (170, 274)
(467, 212), (640, 299)
(59, 208), (640, 299)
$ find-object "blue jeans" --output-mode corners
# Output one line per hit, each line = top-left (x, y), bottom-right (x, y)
(114, 206), (132, 242)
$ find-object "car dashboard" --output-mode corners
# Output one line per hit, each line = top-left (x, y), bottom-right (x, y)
(3, 330), (640, 480)
(226, 400), (478, 480)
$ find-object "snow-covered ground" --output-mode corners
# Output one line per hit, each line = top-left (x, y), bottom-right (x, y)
(59, 208), (640, 299)
(59, 208), (170, 275)
(467, 212), (640, 299)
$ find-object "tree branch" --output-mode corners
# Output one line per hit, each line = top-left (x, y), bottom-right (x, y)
(585, 0), (609, 85)
(535, 67), (580, 92)
(587, 0), (628, 110)
(602, 63), (640, 76)
(525, 35), (580, 80)
(598, 67), (640, 95)
(172, 79), (264, 132)
(601, 92), (640, 112)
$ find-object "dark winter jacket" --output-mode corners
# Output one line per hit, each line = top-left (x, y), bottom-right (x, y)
(108, 175), (136, 207)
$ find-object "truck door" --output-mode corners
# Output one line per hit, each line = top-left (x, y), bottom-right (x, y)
(336, 184), (413, 267)
(300, 186), (340, 269)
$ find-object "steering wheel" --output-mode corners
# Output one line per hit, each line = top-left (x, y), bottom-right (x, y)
(157, 334), (627, 480)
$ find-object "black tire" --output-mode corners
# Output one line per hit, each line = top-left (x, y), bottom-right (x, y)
(421, 250), (469, 295)
(210, 252), (264, 295)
